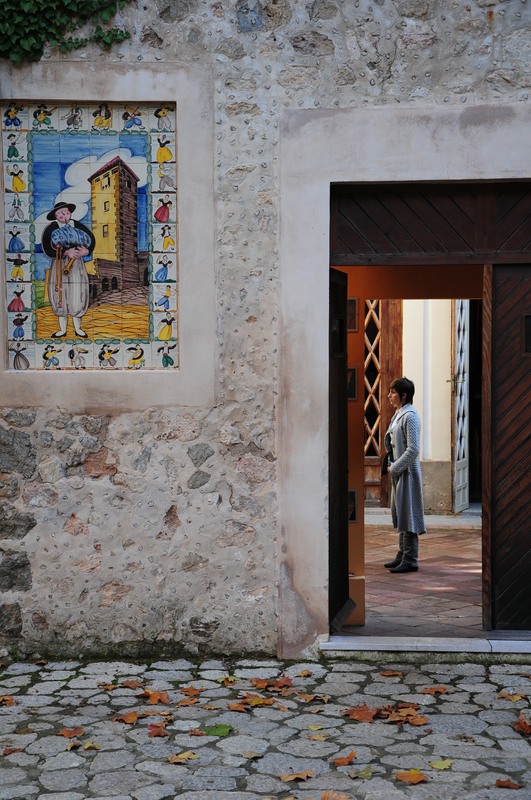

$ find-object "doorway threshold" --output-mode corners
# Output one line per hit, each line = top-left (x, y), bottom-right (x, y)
(321, 634), (531, 654)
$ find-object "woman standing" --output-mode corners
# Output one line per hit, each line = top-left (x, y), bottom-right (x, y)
(383, 377), (426, 573)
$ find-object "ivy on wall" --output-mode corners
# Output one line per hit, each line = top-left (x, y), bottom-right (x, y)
(0, 0), (132, 63)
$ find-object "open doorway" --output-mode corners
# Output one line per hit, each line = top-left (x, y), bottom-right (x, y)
(331, 265), (484, 637)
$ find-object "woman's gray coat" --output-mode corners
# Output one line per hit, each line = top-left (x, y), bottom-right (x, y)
(384, 404), (426, 534)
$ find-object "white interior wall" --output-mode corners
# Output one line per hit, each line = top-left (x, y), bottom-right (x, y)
(403, 299), (452, 462)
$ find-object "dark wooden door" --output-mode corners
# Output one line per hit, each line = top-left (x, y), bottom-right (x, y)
(488, 264), (531, 629)
(330, 180), (531, 631)
(329, 268), (350, 628)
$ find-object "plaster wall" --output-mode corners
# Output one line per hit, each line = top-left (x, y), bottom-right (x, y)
(0, 0), (530, 659)
(403, 299), (453, 511)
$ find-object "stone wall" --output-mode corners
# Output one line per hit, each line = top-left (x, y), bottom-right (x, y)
(1, 0), (529, 658)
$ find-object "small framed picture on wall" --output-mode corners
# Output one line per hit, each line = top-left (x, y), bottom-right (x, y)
(347, 298), (358, 331)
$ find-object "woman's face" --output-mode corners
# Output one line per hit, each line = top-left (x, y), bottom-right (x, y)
(388, 387), (404, 410)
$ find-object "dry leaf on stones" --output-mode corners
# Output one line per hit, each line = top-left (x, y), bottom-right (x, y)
(496, 778), (525, 789)
(168, 751), (200, 764)
(343, 704), (379, 722)
(279, 770), (315, 782)
(333, 750), (357, 766)
(396, 768), (429, 784)
(57, 727), (85, 738)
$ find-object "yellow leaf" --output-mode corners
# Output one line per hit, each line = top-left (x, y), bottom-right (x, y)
(498, 691), (528, 702)
(429, 758), (452, 770)
(297, 669), (313, 677)
(83, 741), (101, 751)
(168, 751), (200, 764)
(66, 740), (82, 750)
(308, 724), (323, 731)
(309, 733), (329, 741)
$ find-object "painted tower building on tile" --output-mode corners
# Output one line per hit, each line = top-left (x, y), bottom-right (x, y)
(89, 156), (146, 296)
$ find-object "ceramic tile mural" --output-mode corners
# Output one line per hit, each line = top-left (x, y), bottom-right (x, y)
(2, 101), (178, 370)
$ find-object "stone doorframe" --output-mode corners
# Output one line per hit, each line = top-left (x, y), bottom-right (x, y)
(278, 101), (531, 659)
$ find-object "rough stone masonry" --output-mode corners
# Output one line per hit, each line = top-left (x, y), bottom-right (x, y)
(1, 0), (530, 658)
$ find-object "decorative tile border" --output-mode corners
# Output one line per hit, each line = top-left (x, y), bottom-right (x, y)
(3, 101), (178, 370)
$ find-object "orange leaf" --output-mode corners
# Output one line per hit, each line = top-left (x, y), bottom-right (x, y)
(3, 747), (23, 755)
(0, 696), (17, 707)
(142, 690), (170, 705)
(271, 677), (293, 690)
(99, 683), (118, 692)
(279, 770), (315, 782)
(228, 702), (250, 713)
(148, 723), (170, 738)
(57, 727), (85, 739)
(250, 678), (269, 690)
(321, 792), (351, 800)
(514, 718), (531, 736)
(380, 670), (403, 677)
(496, 778), (524, 789)
(421, 686), (448, 695)
(180, 686), (204, 696)
(396, 769), (429, 784)
(112, 711), (139, 725)
(343, 704), (379, 722)
(188, 728), (205, 736)
(333, 750), (357, 766)
(220, 676), (238, 686)
(175, 697), (199, 707)
(408, 715), (430, 726)
(121, 679), (145, 690)
(297, 669), (313, 677)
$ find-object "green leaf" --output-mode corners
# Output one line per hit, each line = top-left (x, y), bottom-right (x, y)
(349, 766), (374, 780)
(203, 723), (233, 737)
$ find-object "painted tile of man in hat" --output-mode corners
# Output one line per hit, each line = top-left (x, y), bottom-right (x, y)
(41, 201), (95, 339)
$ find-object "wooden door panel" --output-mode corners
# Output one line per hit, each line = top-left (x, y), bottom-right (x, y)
(329, 269), (350, 627)
(491, 264), (531, 629)
(332, 182), (531, 264)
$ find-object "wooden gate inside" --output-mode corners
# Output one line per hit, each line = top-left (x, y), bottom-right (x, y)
(330, 181), (531, 631)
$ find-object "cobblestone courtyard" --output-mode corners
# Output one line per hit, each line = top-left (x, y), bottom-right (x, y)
(1, 656), (530, 799)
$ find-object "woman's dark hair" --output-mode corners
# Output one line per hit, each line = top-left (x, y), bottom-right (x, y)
(390, 377), (415, 404)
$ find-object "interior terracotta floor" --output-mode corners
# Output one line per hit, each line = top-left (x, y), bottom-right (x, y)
(343, 523), (485, 638)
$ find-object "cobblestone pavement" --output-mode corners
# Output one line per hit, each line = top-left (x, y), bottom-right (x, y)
(1, 656), (530, 800)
